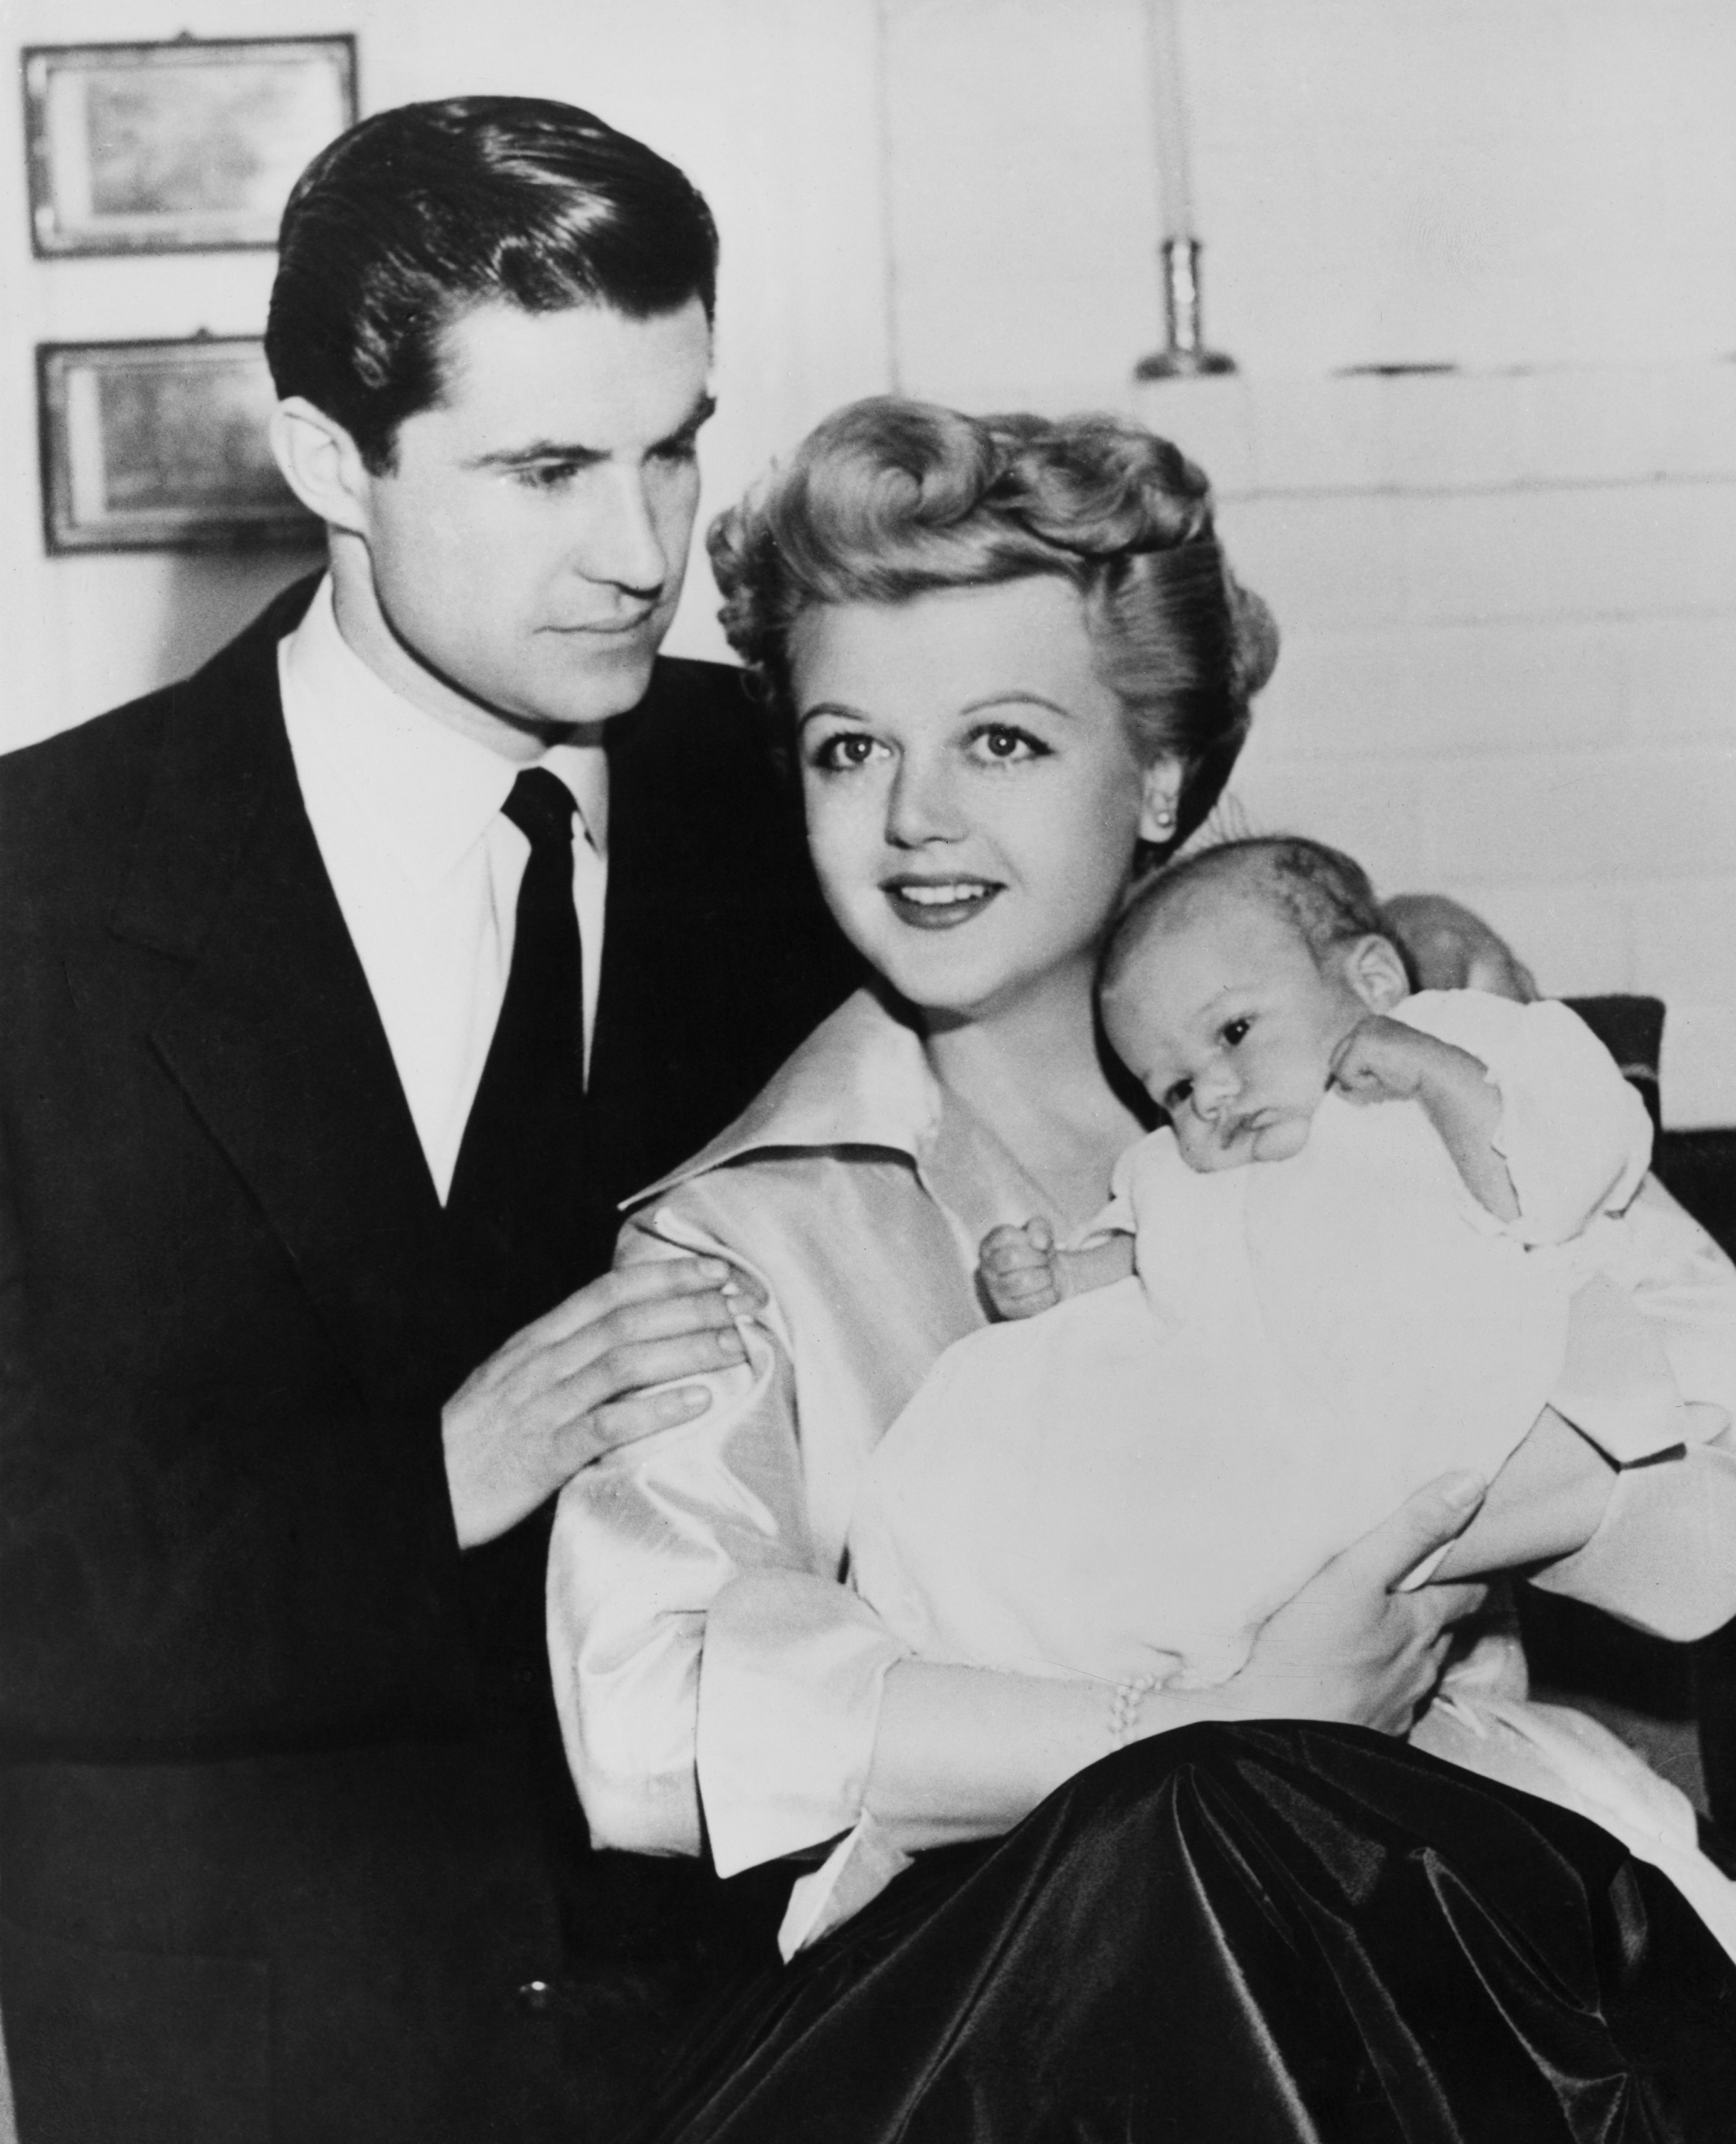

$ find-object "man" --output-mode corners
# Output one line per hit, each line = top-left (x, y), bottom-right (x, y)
(0, 98), (854, 2143)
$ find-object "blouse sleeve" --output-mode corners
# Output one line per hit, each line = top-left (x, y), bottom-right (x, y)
(1530, 1420), (1736, 1641)
(546, 1200), (910, 1876)
(1399, 992), (1653, 1245)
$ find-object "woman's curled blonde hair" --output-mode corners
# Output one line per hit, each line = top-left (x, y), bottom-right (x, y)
(707, 396), (1278, 850)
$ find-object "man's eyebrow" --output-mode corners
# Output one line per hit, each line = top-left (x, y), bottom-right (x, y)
(467, 391), (718, 471)
(654, 391), (718, 451)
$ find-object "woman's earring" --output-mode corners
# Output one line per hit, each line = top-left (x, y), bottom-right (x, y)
(1151, 807), (1176, 835)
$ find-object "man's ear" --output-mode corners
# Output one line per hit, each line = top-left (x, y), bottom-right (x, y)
(270, 396), (373, 536)
(1136, 754), (1185, 846)
(1342, 933), (1411, 1012)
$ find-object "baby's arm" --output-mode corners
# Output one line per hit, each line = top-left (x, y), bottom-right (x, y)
(978, 1220), (1136, 1322)
(1331, 1015), (1519, 1222)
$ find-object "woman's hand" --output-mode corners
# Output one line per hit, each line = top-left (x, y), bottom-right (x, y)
(1222, 1472), (1489, 1734)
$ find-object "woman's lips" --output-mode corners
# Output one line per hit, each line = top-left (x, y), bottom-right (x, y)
(881, 878), (1002, 930)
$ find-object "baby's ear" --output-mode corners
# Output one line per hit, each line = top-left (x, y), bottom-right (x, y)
(1342, 934), (1410, 1012)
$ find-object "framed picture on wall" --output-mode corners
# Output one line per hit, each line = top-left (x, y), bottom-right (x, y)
(22, 36), (357, 256)
(37, 338), (323, 554)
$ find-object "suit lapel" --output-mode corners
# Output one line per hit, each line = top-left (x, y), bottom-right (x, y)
(112, 587), (453, 1410)
(587, 680), (713, 1213)
(587, 704), (655, 1201)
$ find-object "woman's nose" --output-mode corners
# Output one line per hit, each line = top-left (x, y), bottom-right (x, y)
(885, 756), (964, 847)
(575, 465), (669, 595)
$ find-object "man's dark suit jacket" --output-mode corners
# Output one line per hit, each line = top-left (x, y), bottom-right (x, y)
(0, 576), (857, 2143)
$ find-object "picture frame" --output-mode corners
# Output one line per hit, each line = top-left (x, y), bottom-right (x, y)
(22, 36), (357, 257)
(37, 338), (323, 554)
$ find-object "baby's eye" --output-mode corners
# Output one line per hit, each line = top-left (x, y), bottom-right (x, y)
(1221, 1017), (1251, 1047)
(808, 730), (887, 773)
(1164, 1077), (1194, 1110)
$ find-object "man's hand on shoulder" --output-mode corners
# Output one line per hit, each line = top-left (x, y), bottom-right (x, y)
(442, 1258), (751, 1548)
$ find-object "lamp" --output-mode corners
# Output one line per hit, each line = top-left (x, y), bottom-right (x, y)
(1134, 0), (1235, 381)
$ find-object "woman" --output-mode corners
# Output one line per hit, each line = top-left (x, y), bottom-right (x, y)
(550, 400), (1736, 2139)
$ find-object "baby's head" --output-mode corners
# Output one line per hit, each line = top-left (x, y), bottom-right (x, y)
(1100, 836), (1412, 1171)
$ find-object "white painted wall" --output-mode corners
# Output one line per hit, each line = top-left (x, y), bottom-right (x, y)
(881, 0), (1736, 1124)
(2, 0), (1732, 1118)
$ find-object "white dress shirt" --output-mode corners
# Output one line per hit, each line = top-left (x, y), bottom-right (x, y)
(279, 576), (608, 1202)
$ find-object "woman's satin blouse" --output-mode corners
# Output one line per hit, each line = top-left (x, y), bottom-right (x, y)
(548, 989), (1045, 1877)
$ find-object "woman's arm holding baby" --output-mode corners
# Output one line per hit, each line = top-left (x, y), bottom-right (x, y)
(864, 1473), (1490, 1848)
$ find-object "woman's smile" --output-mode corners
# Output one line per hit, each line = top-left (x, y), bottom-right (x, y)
(882, 875), (1005, 928)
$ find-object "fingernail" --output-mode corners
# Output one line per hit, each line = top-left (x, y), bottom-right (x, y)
(720, 1279), (742, 1298)
(717, 1330), (745, 1360)
(1438, 1470), (1484, 1508)
(699, 1259), (730, 1281)
(678, 1386), (709, 1412)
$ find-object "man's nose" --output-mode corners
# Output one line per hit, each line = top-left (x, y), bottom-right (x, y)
(577, 465), (669, 594)
(885, 755), (964, 847)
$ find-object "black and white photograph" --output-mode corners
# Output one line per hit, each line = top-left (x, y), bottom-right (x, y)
(22, 35), (356, 254)
(1, 5), (1734, 2142)
(37, 337), (322, 550)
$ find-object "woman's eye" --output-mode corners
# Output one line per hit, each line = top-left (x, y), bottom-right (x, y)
(1221, 1017), (1251, 1048)
(968, 724), (1046, 765)
(809, 731), (886, 773)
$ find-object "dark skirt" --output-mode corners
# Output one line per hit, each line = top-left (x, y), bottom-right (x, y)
(645, 1721), (1736, 2144)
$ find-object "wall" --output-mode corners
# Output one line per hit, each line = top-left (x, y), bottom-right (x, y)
(882, 0), (1736, 1126)
(2, 0), (1732, 1119)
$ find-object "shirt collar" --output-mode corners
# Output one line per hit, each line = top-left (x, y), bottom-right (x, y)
(279, 576), (609, 888)
(628, 988), (944, 1207)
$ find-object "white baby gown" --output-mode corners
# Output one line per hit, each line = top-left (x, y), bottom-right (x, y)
(847, 992), (1736, 1959)
(851, 1080), (1579, 1691)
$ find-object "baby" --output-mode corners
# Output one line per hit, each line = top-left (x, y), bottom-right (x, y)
(848, 837), (1736, 1694)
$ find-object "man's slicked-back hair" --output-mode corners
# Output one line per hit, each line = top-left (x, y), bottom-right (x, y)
(266, 96), (718, 472)
(1105, 834), (1396, 993)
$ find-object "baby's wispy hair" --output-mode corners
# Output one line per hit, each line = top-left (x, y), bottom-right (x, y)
(1103, 834), (1403, 992)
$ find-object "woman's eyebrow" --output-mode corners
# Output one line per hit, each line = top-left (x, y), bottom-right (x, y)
(796, 689), (1073, 731)
(959, 691), (1074, 720)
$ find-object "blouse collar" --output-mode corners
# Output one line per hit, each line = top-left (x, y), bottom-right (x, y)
(628, 988), (943, 1207)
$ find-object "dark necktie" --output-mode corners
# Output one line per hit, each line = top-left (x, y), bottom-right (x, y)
(445, 767), (587, 1281)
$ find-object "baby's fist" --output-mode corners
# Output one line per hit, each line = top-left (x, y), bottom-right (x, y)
(979, 1219), (1061, 1321)
(1330, 1015), (1430, 1104)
